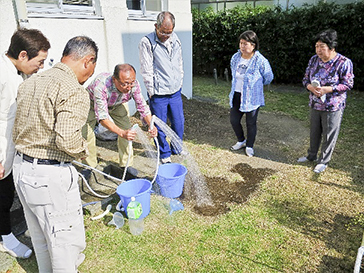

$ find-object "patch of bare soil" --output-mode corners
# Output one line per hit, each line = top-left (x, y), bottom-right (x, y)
(192, 163), (275, 216)
(74, 95), (309, 217)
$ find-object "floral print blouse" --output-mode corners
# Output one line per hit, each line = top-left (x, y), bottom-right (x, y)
(302, 53), (354, 112)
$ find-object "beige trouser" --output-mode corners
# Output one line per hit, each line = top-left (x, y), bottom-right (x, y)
(12, 154), (85, 273)
(82, 102), (133, 168)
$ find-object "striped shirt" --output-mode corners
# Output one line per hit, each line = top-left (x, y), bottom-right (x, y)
(86, 73), (151, 121)
(13, 62), (89, 162)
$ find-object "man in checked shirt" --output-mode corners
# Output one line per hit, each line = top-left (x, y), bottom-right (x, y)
(12, 36), (98, 273)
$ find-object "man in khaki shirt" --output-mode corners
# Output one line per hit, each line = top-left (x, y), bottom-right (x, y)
(12, 36), (98, 273)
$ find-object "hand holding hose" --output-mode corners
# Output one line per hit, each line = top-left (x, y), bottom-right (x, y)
(122, 128), (137, 141)
(148, 126), (158, 138)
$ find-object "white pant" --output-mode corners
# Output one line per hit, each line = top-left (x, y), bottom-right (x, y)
(13, 154), (85, 273)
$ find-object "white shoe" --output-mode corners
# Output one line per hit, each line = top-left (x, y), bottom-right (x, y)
(314, 164), (327, 174)
(297, 156), (309, 163)
(230, 140), (246, 151)
(160, 157), (171, 164)
(0, 241), (32, 259)
(297, 156), (317, 163)
(245, 147), (254, 157)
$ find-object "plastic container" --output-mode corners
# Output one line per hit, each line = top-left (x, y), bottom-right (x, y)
(129, 219), (144, 235)
(108, 212), (125, 229)
(116, 179), (152, 219)
(169, 199), (184, 215)
(127, 197), (143, 219)
(156, 163), (187, 198)
(127, 197), (144, 235)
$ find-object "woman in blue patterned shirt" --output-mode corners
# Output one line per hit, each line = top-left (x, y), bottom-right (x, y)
(298, 29), (354, 173)
(229, 30), (274, 157)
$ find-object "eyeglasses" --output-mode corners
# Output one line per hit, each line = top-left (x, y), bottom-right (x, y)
(117, 79), (136, 87)
(157, 29), (173, 37)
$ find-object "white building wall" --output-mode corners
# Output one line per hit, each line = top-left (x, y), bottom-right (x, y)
(0, 0), (193, 115)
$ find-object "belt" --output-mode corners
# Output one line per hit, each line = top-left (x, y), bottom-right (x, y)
(17, 152), (70, 165)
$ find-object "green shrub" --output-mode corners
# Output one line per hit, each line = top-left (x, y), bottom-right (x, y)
(192, 2), (364, 89)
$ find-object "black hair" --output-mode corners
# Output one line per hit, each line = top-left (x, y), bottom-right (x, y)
(315, 29), (338, 50)
(238, 30), (259, 51)
(7, 28), (50, 60)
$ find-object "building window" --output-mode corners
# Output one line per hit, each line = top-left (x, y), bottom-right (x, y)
(127, 0), (167, 20)
(26, 0), (102, 19)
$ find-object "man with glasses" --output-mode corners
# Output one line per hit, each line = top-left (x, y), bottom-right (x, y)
(139, 11), (184, 164)
(82, 64), (157, 179)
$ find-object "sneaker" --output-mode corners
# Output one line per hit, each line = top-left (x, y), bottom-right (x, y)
(160, 157), (171, 164)
(245, 147), (254, 157)
(0, 241), (32, 259)
(297, 156), (317, 163)
(297, 156), (309, 163)
(314, 164), (327, 174)
(230, 140), (246, 151)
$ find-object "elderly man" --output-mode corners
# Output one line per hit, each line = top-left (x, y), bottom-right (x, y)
(12, 36), (98, 273)
(82, 64), (157, 179)
(139, 11), (185, 164)
(0, 28), (50, 259)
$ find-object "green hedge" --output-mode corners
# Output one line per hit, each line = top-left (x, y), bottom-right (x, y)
(192, 2), (364, 89)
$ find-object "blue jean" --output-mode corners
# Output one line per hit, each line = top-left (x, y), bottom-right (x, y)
(149, 89), (185, 159)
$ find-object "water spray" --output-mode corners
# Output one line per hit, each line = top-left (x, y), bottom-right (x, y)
(150, 115), (160, 184)
(120, 123), (139, 182)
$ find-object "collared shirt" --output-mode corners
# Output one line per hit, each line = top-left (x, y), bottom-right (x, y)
(13, 62), (89, 162)
(0, 52), (25, 178)
(229, 50), (274, 112)
(302, 53), (354, 111)
(86, 73), (151, 121)
(139, 31), (183, 97)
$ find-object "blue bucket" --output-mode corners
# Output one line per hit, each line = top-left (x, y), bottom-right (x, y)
(116, 179), (152, 219)
(156, 163), (187, 198)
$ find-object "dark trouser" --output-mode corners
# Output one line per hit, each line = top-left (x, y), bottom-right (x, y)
(0, 172), (14, 235)
(149, 89), (185, 159)
(230, 92), (260, 148)
(307, 108), (343, 165)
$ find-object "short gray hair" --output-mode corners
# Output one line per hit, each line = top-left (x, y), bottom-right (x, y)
(156, 11), (175, 28)
(62, 36), (98, 62)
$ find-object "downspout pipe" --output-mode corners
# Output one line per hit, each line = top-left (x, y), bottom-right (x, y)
(12, 0), (30, 28)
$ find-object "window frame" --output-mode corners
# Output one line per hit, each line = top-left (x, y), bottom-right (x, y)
(127, 0), (167, 20)
(25, 0), (103, 19)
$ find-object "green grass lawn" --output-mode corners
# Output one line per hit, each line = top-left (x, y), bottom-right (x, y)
(10, 76), (364, 273)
